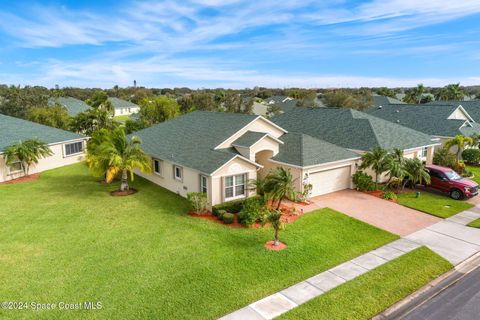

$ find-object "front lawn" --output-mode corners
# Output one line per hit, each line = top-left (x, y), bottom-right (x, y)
(466, 165), (480, 184)
(468, 218), (480, 228)
(397, 191), (474, 218)
(278, 247), (452, 320)
(0, 163), (397, 319)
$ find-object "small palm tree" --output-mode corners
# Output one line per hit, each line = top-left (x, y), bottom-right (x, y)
(95, 127), (152, 192)
(445, 135), (473, 160)
(4, 139), (53, 175)
(267, 210), (285, 246)
(403, 158), (431, 189)
(385, 148), (406, 183)
(263, 167), (297, 210)
(359, 147), (389, 189)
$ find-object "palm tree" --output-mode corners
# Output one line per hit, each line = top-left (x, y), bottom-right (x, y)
(385, 148), (406, 183)
(403, 158), (431, 189)
(445, 135), (473, 160)
(435, 83), (465, 101)
(86, 129), (120, 183)
(433, 147), (457, 168)
(359, 147), (389, 189)
(94, 127), (152, 192)
(263, 167), (297, 210)
(267, 210), (285, 246)
(3, 139), (53, 175)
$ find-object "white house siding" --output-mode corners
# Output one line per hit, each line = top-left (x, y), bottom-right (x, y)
(113, 107), (140, 117)
(0, 140), (87, 183)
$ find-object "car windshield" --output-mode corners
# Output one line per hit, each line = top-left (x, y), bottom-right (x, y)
(445, 170), (462, 180)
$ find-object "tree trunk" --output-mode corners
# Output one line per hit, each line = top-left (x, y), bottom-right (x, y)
(276, 197), (283, 210)
(273, 227), (279, 246)
(375, 172), (379, 190)
(120, 169), (129, 191)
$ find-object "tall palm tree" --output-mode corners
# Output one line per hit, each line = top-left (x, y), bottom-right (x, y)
(263, 167), (297, 210)
(403, 158), (431, 189)
(445, 135), (473, 160)
(385, 148), (406, 183)
(359, 147), (389, 189)
(3, 139), (52, 175)
(86, 128), (120, 183)
(94, 127), (152, 192)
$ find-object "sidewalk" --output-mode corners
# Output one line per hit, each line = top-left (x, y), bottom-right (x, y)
(220, 206), (480, 320)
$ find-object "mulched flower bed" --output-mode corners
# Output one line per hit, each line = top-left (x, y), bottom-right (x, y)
(110, 188), (138, 196)
(264, 240), (287, 251)
(0, 173), (40, 185)
(188, 211), (245, 228)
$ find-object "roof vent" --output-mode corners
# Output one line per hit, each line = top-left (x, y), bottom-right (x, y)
(395, 110), (400, 113)
(378, 105), (382, 109)
(396, 120), (400, 123)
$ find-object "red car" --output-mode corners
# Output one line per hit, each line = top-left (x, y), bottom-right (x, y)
(426, 164), (478, 200)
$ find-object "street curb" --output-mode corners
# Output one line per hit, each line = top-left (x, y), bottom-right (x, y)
(372, 252), (480, 320)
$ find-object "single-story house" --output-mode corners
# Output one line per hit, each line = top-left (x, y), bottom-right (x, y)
(365, 103), (480, 148)
(109, 97), (140, 117)
(48, 97), (90, 116)
(0, 114), (87, 182)
(132, 108), (438, 207)
(371, 94), (405, 107)
(426, 100), (480, 123)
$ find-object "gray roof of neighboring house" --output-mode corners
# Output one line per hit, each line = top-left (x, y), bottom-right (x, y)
(426, 100), (480, 123)
(272, 107), (436, 151)
(108, 97), (139, 110)
(372, 95), (405, 107)
(365, 103), (480, 137)
(0, 114), (85, 152)
(264, 96), (298, 113)
(272, 132), (360, 167)
(232, 131), (269, 148)
(48, 97), (90, 116)
(130, 111), (258, 174)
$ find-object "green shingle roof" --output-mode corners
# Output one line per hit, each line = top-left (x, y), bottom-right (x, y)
(372, 95), (405, 107)
(273, 133), (360, 167)
(49, 97), (90, 116)
(108, 97), (139, 110)
(366, 103), (480, 137)
(273, 107), (436, 151)
(426, 100), (480, 123)
(264, 96), (297, 113)
(232, 131), (268, 148)
(130, 111), (258, 174)
(0, 114), (85, 152)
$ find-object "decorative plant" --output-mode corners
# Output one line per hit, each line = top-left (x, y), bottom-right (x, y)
(433, 147), (457, 168)
(267, 210), (285, 246)
(352, 171), (376, 191)
(383, 191), (397, 201)
(263, 167), (297, 210)
(238, 196), (268, 226)
(359, 147), (389, 189)
(4, 139), (53, 176)
(187, 192), (208, 215)
(461, 149), (480, 165)
(403, 158), (431, 189)
(445, 135), (473, 161)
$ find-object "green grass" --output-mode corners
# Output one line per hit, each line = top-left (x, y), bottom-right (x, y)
(113, 115), (130, 122)
(466, 165), (480, 184)
(468, 218), (480, 228)
(0, 163), (398, 320)
(397, 191), (474, 218)
(278, 247), (452, 320)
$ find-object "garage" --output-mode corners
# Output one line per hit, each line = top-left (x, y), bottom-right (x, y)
(309, 165), (352, 196)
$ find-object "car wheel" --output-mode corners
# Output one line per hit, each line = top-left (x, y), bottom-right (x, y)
(450, 189), (463, 200)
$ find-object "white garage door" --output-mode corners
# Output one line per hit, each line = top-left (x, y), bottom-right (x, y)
(309, 166), (351, 197)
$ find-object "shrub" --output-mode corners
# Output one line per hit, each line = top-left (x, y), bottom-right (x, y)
(383, 191), (397, 200)
(433, 147), (456, 168)
(212, 198), (245, 216)
(453, 160), (466, 174)
(352, 171), (376, 191)
(222, 212), (235, 224)
(215, 209), (227, 219)
(186, 192), (208, 214)
(462, 149), (480, 164)
(238, 197), (268, 226)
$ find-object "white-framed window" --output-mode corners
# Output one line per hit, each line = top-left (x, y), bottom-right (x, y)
(174, 165), (183, 181)
(7, 159), (23, 175)
(224, 174), (246, 200)
(64, 141), (83, 156)
(421, 147), (428, 159)
(200, 175), (208, 193)
(153, 159), (162, 176)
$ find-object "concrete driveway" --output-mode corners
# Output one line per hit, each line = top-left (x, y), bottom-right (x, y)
(300, 189), (441, 237)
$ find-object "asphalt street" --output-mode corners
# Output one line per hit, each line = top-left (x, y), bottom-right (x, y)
(402, 267), (480, 320)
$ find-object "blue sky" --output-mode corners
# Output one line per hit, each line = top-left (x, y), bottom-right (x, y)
(1, 0), (480, 88)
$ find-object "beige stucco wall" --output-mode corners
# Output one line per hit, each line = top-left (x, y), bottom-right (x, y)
(137, 156), (258, 207)
(0, 139), (87, 183)
(248, 136), (280, 161)
(216, 117), (285, 149)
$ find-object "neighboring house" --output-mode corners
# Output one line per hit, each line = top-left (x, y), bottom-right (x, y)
(264, 96), (298, 113)
(133, 109), (437, 208)
(48, 97), (90, 116)
(109, 97), (140, 117)
(0, 114), (87, 182)
(371, 94), (405, 107)
(366, 103), (480, 148)
(426, 100), (480, 123)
